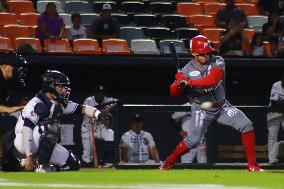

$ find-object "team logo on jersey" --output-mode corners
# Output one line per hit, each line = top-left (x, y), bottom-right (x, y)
(227, 108), (238, 117)
(189, 71), (200, 77)
(142, 138), (149, 145)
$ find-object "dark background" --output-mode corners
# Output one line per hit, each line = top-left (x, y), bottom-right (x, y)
(6, 54), (284, 163)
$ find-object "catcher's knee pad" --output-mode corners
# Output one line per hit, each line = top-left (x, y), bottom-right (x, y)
(103, 129), (114, 141)
(60, 151), (80, 171)
(38, 136), (57, 165)
(184, 134), (202, 149)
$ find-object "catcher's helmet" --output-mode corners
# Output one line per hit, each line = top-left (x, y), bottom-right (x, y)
(41, 70), (71, 103)
(190, 35), (215, 54)
(0, 52), (28, 86)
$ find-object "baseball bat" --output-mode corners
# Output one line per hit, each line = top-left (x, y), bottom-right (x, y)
(169, 42), (181, 72)
(91, 123), (99, 168)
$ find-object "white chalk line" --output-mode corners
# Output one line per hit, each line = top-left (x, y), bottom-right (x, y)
(0, 180), (260, 189)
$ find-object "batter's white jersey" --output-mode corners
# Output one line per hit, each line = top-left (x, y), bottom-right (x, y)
(120, 130), (156, 163)
(267, 81), (284, 121)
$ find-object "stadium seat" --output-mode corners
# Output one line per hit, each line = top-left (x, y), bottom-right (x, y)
(0, 13), (18, 26)
(73, 39), (101, 54)
(37, 1), (63, 13)
(145, 27), (174, 41)
(3, 25), (31, 45)
(177, 3), (204, 16)
(64, 1), (92, 13)
(243, 28), (256, 43)
(93, 1), (117, 13)
(120, 26), (145, 47)
(112, 13), (132, 26)
(19, 13), (39, 26)
(236, 3), (259, 15)
(149, 2), (175, 14)
(175, 27), (199, 40)
(7, 1), (35, 16)
(134, 14), (157, 27)
(186, 14), (215, 32)
(247, 15), (268, 32)
(159, 39), (188, 55)
(121, 1), (146, 14)
(204, 3), (226, 15)
(201, 28), (225, 42)
(161, 14), (187, 30)
(131, 39), (160, 54)
(59, 13), (72, 27)
(14, 37), (42, 53)
(0, 37), (14, 52)
(44, 39), (72, 54)
(80, 13), (100, 26)
(102, 39), (131, 54)
(194, 0), (218, 3)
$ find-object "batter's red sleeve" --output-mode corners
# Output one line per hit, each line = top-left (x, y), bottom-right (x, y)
(170, 82), (183, 96)
(188, 68), (224, 88)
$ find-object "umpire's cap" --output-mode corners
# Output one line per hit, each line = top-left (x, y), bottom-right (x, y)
(0, 52), (28, 67)
(130, 113), (143, 123)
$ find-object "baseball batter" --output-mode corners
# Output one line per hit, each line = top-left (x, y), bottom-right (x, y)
(81, 85), (118, 167)
(267, 75), (284, 163)
(160, 35), (263, 171)
(171, 103), (207, 164)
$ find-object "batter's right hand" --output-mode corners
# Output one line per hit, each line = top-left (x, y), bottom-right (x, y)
(25, 155), (35, 171)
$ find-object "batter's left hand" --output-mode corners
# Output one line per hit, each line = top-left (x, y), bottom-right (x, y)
(175, 72), (187, 81)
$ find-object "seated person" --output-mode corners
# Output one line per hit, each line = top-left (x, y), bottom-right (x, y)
(35, 2), (65, 45)
(219, 19), (249, 56)
(66, 13), (87, 41)
(215, 0), (248, 29)
(89, 4), (120, 44)
(249, 32), (268, 56)
(120, 114), (160, 164)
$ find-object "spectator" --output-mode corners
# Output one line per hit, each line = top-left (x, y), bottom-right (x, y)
(0, 0), (8, 12)
(215, 0), (248, 29)
(66, 13), (86, 41)
(35, 2), (65, 45)
(16, 43), (36, 54)
(171, 102), (207, 164)
(262, 11), (281, 40)
(250, 32), (268, 56)
(258, 0), (279, 14)
(89, 4), (120, 44)
(267, 74), (284, 164)
(120, 114), (160, 164)
(276, 22), (284, 56)
(219, 19), (249, 56)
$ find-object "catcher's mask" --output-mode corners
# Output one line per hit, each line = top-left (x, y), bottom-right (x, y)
(41, 70), (71, 104)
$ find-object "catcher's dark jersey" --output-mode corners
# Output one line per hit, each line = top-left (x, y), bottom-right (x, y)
(181, 55), (225, 104)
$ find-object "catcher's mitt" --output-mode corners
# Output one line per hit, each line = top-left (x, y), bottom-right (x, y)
(98, 103), (117, 128)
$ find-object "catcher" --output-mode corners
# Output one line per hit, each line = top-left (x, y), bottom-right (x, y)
(81, 85), (119, 168)
(13, 70), (110, 172)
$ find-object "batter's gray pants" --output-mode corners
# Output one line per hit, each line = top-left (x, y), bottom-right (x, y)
(184, 100), (253, 149)
(181, 116), (207, 163)
(267, 117), (284, 163)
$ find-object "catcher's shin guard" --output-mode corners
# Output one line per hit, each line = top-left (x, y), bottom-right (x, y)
(38, 136), (57, 165)
(59, 151), (81, 171)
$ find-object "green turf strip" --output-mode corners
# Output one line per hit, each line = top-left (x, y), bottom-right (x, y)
(0, 169), (283, 189)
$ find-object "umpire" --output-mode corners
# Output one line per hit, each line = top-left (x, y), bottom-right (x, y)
(0, 52), (28, 171)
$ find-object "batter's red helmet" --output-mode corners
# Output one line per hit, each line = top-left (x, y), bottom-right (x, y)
(190, 35), (215, 54)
